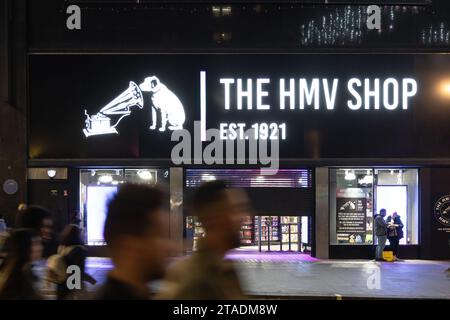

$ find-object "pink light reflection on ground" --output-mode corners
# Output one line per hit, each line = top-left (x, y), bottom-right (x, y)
(225, 250), (320, 263)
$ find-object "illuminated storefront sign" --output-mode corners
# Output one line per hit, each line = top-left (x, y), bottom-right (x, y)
(29, 54), (449, 160)
(81, 71), (417, 143)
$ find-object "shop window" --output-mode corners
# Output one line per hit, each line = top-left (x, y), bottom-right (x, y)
(330, 168), (419, 245)
(79, 168), (169, 246)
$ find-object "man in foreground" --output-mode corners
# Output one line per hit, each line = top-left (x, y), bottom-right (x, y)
(94, 184), (172, 300)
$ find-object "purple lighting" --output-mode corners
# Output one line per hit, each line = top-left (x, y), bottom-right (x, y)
(225, 250), (319, 263)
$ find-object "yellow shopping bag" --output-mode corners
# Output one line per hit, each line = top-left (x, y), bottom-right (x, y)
(382, 251), (394, 262)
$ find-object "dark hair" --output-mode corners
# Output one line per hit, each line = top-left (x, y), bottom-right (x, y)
(59, 224), (82, 246)
(15, 205), (51, 231)
(379, 208), (387, 214)
(103, 184), (166, 246)
(192, 180), (228, 214)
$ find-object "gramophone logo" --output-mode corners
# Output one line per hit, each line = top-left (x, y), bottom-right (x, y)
(83, 76), (186, 137)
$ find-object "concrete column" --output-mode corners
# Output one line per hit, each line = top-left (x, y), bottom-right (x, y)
(169, 167), (184, 256)
(315, 167), (329, 259)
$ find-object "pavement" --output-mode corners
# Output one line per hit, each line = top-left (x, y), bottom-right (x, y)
(33, 251), (450, 300)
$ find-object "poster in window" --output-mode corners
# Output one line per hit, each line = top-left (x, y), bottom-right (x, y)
(336, 196), (367, 244)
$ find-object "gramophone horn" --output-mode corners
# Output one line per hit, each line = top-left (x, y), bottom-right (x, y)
(99, 81), (144, 115)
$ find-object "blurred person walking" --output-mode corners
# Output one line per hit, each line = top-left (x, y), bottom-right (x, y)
(158, 180), (252, 300)
(374, 209), (388, 262)
(0, 229), (43, 300)
(15, 205), (58, 258)
(386, 211), (404, 261)
(94, 184), (172, 300)
(47, 224), (96, 300)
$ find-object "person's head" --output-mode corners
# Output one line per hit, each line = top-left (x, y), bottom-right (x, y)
(379, 209), (387, 217)
(392, 211), (398, 218)
(15, 205), (53, 240)
(192, 180), (252, 251)
(1, 229), (43, 271)
(104, 184), (171, 280)
(59, 224), (83, 247)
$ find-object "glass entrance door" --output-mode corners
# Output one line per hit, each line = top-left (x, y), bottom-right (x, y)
(255, 216), (280, 252)
(280, 216), (300, 252)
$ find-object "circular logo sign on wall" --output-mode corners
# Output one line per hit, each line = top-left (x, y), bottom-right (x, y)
(3, 179), (19, 195)
(434, 195), (450, 227)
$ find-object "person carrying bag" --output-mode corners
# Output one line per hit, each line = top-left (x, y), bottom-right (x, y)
(386, 212), (404, 261)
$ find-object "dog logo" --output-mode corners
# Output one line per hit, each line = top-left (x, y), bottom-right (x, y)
(140, 76), (185, 132)
(83, 76), (185, 137)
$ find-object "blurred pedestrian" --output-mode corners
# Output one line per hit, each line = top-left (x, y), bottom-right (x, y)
(15, 205), (58, 258)
(0, 229), (43, 300)
(386, 211), (404, 261)
(94, 184), (172, 300)
(47, 224), (96, 300)
(158, 180), (251, 300)
(70, 210), (82, 227)
(374, 208), (388, 262)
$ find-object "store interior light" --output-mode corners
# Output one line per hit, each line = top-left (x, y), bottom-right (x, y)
(138, 170), (153, 180)
(111, 180), (119, 185)
(438, 80), (450, 98)
(345, 170), (356, 181)
(359, 174), (373, 184)
(47, 169), (57, 179)
(91, 170), (96, 177)
(390, 169), (395, 175)
(397, 170), (403, 184)
(202, 174), (216, 181)
(98, 175), (113, 184)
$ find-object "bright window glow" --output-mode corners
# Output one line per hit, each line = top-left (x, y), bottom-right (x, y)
(301, 216), (308, 244)
(138, 170), (153, 180)
(87, 186), (117, 245)
(98, 175), (113, 184)
(345, 170), (356, 180)
(201, 174), (216, 181)
(376, 185), (408, 245)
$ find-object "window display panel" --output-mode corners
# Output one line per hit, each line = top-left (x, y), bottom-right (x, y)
(301, 216), (309, 251)
(330, 169), (374, 245)
(86, 186), (117, 245)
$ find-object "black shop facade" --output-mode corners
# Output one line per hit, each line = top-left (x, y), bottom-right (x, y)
(27, 53), (450, 260)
